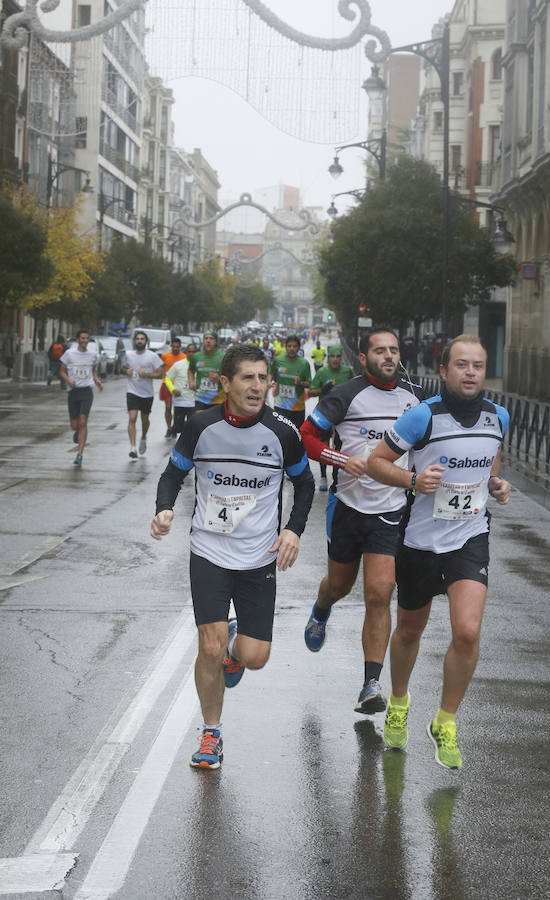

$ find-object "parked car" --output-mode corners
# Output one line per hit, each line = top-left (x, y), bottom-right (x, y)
(189, 332), (202, 349)
(92, 336), (125, 374)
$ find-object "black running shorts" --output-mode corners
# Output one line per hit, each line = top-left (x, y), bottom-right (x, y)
(126, 393), (153, 414)
(326, 493), (403, 563)
(396, 532), (490, 610)
(189, 552), (277, 642)
(68, 386), (93, 419)
(173, 405), (195, 432)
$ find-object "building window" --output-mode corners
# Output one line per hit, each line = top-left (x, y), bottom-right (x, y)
(433, 110), (443, 131)
(492, 48), (502, 80)
(452, 72), (464, 96)
(489, 124), (501, 164)
(451, 145), (462, 173)
(75, 116), (87, 149)
(77, 4), (91, 27)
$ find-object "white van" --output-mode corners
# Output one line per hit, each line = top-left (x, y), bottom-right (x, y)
(131, 327), (172, 356)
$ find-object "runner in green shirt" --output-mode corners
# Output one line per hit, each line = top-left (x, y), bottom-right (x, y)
(271, 334), (311, 428)
(188, 331), (226, 408)
(308, 346), (353, 491)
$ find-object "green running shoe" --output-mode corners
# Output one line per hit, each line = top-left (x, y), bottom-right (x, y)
(427, 719), (463, 770)
(383, 694), (410, 749)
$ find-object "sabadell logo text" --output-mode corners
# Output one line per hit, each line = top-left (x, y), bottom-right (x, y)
(207, 470), (272, 489)
(439, 455), (495, 469)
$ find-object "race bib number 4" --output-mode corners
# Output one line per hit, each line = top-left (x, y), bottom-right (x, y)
(433, 481), (484, 520)
(204, 492), (257, 533)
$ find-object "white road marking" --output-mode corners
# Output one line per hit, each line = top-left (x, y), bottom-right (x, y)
(75, 667), (199, 900)
(0, 611), (198, 895)
(0, 853), (78, 894)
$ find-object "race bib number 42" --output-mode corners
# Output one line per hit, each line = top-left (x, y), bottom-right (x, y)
(204, 492), (257, 533)
(433, 480), (484, 520)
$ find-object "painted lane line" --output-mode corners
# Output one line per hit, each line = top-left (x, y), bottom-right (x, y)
(26, 611), (197, 855)
(0, 853), (78, 894)
(75, 667), (199, 900)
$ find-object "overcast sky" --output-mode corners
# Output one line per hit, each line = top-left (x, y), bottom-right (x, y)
(166, 0), (454, 231)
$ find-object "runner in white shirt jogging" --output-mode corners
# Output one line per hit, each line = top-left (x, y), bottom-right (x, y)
(59, 330), (103, 467)
(122, 330), (165, 460)
(366, 335), (511, 769)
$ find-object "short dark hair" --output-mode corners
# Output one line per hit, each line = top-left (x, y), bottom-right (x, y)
(285, 334), (300, 347)
(441, 333), (487, 369)
(76, 329), (89, 340)
(171, 337), (182, 345)
(186, 342), (197, 353)
(134, 330), (148, 343)
(221, 344), (268, 381)
(359, 327), (400, 355)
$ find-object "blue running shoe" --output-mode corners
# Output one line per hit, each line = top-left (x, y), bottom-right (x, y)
(190, 728), (223, 769)
(354, 678), (387, 714)
(223, 619), (245, 688)
(304, 605), (331, 652)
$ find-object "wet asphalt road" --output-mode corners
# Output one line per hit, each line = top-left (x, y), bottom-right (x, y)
(0, 377), (549, 900)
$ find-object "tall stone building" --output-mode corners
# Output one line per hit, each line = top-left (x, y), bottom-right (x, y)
(495, 0), (550, 400)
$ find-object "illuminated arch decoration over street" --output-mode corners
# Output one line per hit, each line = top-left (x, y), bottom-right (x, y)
(179, 194), (320, 235)
(1, 1), (391, 144)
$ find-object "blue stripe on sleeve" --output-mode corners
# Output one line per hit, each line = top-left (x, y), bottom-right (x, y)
(170, 448), (194, 471)
(309, 407), (332, 432)
(285, 452), (308, 477)
(393, 400), (434, 445)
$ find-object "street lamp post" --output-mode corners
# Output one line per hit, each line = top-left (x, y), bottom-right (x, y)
(46, 154), (93, 208)
(327, 189), (366, 219)
(366, 22), (451, 336)
(328, 130), (387, 182)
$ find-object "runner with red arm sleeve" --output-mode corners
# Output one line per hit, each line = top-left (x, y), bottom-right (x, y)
(300, 329), (424, 714)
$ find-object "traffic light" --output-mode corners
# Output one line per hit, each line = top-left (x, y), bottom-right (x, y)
(327, 311), (334, 322)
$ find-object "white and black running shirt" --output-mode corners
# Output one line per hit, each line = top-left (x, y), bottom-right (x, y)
(156, 404), (315, 570)
(386, 394), (510, 553)
(308, 375), (424, 515)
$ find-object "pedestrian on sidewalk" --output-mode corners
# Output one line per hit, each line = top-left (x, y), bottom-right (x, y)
(300, 328), (424, 714)
(151, 343), (314, 770)
(59, 330), (103, 467)
(122, 331), (164, 460)
(367, 334), (511, 769)
(47, 335), (65, 388)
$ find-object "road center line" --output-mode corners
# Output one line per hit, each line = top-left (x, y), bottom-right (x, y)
(74, 667), (199, 900)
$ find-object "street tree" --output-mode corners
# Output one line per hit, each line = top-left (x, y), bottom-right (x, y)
(0, 194), (52, 307)
(318, 156), (516, 346)
(226, 278), (275, 325)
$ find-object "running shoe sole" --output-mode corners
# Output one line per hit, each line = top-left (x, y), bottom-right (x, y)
(355, 694), (387, 715)
(189, 753), (223, 770)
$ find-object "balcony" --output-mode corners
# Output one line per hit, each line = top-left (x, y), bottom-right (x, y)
(475, 161), (500, 189)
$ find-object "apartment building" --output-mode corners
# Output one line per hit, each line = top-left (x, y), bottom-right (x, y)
(494, 0), (550, 400)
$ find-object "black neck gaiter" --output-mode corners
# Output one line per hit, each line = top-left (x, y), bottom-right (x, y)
(441, 382), (483, 428)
